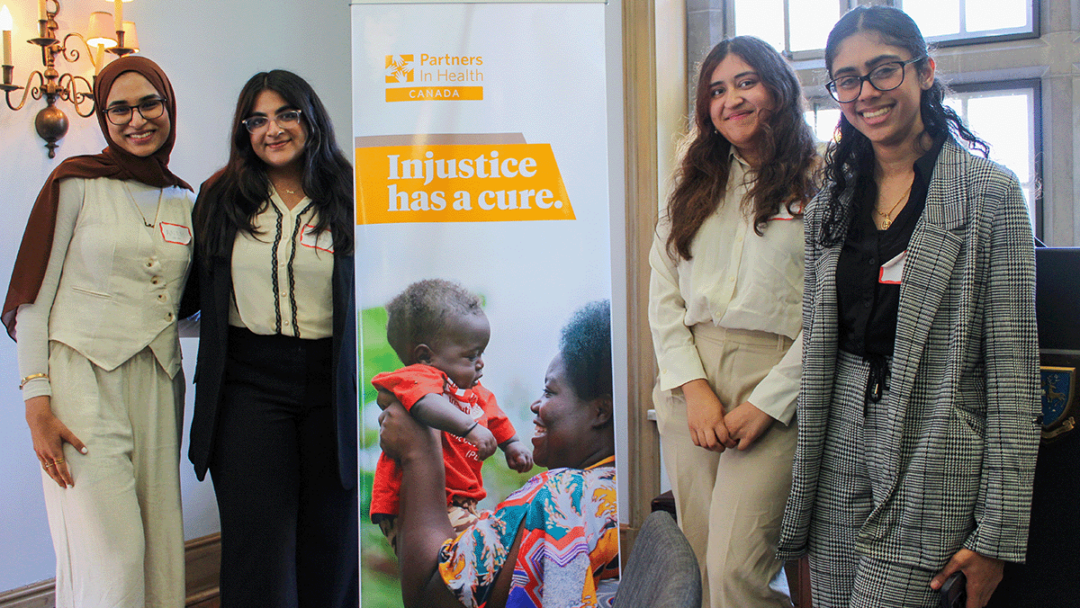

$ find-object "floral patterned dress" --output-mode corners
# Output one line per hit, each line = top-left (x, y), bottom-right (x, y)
(438, 457), (619, 608)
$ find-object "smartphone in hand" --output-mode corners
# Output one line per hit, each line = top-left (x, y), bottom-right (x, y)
(940, 571), (967, 608)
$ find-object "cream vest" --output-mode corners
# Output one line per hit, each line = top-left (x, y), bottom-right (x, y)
(48, 178), (193, 376)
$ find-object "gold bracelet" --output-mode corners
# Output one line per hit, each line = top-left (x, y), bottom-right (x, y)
(19, 373), (48, 389)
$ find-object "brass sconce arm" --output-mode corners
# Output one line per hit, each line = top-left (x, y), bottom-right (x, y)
(56, 72), (95, 117)
(2, 68), (43, 110)
(1, 0), (135, 158)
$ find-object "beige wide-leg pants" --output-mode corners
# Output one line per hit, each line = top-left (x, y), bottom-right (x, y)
(654, 324), (797, 608)
(41, 342), (185, 608)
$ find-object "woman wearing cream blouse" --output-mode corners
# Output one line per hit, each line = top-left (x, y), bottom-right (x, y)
(648, 37), (817, 608)
(185, 70), (357, 608)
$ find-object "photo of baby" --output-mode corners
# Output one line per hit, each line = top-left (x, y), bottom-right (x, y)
(361, 281), (619, 608)
(369, 279), (533, 551)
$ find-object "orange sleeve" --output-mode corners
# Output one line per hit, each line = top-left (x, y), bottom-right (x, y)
(475, 385), (517, 444)
(371, 364), (448, 410)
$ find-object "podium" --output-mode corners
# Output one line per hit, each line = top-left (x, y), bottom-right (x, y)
(988, 247), (1080, 608)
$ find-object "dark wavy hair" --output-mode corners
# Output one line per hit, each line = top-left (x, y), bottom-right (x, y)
(559, 300), (612, 404)
(665, 36), (818, 261)
(817, 5), (988, 247)
(194, 70), (353, 263)
(385, 279), (484, 364)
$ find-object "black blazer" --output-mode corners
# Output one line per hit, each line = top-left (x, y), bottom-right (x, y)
(182, 189), (357, 490)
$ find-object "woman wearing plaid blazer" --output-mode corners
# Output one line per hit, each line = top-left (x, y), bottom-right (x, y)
(777, 6), (1041, 608)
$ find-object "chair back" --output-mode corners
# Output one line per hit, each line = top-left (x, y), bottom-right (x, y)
(613, 510), (701, 608)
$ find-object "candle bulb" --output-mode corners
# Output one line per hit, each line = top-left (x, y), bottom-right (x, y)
(113, 0), (122, 36)
(94, 43), (104, 75)
(1, 6), (12, 66)
(38, 0), (45, 21)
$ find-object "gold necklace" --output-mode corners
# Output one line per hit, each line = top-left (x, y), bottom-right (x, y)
(875, 184), (912, 230)
(122, 181), (164, 228)
(273, 179), (301, 196)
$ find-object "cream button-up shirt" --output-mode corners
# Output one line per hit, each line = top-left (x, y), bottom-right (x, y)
(228, 186), (334, 339)
(648, 153), (803, 424)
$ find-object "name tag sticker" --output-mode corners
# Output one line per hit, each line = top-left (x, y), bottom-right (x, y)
(160, 222), (192, 245)
(769, 205), (800, 221)
(879, 250), (907, 285)
(300, 224), (334, 253)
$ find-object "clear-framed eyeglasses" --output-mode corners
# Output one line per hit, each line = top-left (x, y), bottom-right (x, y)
(241, 109), (303, 133)
(104, 98), (168, 125)
(825, 56), (926, 104)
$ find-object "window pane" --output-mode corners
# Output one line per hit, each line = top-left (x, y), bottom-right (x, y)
(904, 0), (961, 38)
(734, 0), (784, 53)
(804, 107), (841, 143)
(904, 0), (1031, 37)
(966, 0), (1028, 32)
(945, 87), (1037, 224)
(966, 93), (1031, 182)
(789, 0), (838, 52)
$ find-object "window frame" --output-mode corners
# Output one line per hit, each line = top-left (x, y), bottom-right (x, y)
(728, 0), (1041, 57)
(899, 0), (1041, 48)
(945, 78), (1044, 238)
(728, 0), (851, 60)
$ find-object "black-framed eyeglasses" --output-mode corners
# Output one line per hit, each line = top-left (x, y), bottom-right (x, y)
(825, 56), (926, 103)
(104, 98), (168, 125)
(241, 109), (303, 133)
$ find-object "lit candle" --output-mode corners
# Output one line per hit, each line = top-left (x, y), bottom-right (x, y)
(1, 6), (12, 66)
(113, 0), (122, 35)
(38, 0), (45, 21)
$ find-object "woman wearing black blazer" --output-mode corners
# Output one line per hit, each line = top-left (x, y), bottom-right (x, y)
(184, 70), (357, 608)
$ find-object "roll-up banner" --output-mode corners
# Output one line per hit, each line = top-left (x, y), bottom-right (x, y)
(351, 1), (619, 606)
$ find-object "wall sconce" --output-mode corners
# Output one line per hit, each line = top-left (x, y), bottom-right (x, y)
(1, 0), (139, 158)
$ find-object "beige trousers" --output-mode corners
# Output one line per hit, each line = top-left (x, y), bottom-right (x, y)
(41, 342), (185, 608)
(654, 324), (797, 608)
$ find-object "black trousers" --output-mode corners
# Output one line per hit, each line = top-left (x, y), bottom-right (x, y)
(210, 328), (358, 608)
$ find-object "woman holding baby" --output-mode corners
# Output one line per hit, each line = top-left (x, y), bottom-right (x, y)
(379, 299), (618, 608)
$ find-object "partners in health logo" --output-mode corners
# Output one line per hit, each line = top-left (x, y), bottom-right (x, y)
(382, 52), (484, 103)
(385, 55), (414, 84)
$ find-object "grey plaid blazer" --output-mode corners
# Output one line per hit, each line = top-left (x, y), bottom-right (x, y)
(777, 140), (1041, 570)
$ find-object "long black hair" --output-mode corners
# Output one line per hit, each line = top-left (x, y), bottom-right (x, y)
(817, 5), (988, 247)
(194, 70), (353, 262)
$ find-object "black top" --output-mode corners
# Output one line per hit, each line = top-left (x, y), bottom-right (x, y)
(837, 133), (947, 359)
(182, 177), (357, 489)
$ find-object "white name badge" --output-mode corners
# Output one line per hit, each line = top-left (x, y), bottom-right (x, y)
(159, 222), (192, 245)
(879, 250), (907, 285)
(300, 224), (334, 253)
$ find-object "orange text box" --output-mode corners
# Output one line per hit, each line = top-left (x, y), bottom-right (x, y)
(385, 86), (483, 102)
(356, 142), (575, 225)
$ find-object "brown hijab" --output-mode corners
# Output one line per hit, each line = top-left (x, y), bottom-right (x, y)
(2, 56), (192, 338)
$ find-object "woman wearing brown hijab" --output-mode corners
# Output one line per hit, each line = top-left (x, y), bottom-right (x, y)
(4, 56), (193, 608)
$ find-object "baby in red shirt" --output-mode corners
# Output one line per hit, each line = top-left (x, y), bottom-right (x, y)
(370, 279), (533, 547)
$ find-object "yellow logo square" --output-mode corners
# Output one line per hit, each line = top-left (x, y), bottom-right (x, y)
(385, 55), (414, 84)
